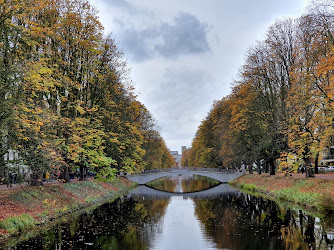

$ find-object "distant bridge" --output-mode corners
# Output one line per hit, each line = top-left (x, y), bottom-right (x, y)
(125, 167), (245, 185)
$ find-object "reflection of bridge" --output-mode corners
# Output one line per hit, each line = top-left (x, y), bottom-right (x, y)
(128, 183), (238, 198)
(125, 168), (245, 185)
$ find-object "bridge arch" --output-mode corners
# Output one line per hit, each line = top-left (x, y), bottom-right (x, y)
(125, 169), (244, 185)
(129, 183), (238, 198)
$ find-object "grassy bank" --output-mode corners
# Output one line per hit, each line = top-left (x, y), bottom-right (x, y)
(0, 178), (136, 241)
(229, 174), (334, 213)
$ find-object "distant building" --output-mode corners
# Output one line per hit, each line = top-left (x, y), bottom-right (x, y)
(181, 146), (187, 154)
(170, 150), (182, 168)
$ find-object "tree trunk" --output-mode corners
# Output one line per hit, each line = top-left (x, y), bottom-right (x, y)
(304, 159), (314, 178)
(303, 146), (314, 178)
(269, 158), (275, 175)
(79, 165), (87, 181)
(265, 161), (269, 173)
(314, 152), (319, 174)
(30, 172), (43, 186)
(61, 167), (71, 182)
(248, 164), (253, 174)
(257, 160), (262, 174)
(305, 167), (314, 177)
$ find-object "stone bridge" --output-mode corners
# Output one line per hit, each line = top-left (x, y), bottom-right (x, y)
(125, 167), (245, 185)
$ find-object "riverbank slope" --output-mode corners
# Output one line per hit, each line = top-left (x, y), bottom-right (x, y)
(229, 174), (334, 213)
(0, 178), (136, 241)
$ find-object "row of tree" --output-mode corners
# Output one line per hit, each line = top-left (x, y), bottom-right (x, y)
(0, 0), (174, 181)
(182, 0), (334, 177)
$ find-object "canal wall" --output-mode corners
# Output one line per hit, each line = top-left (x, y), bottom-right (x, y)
(0, 178), (137, 242)
(229, 174), (334, 213)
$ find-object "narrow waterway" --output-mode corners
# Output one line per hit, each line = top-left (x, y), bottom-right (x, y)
(3, 175), (334, 249)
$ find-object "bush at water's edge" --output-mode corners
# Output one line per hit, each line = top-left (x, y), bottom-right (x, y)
(229, 175), (334, 213)
(0, 178), (137, 241)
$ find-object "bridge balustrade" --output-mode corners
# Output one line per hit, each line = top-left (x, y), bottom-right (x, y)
(182, 167), (238, 173)
(137, 167), (239, 175)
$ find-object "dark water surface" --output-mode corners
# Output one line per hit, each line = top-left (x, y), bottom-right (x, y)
(3, 176), (334, 249)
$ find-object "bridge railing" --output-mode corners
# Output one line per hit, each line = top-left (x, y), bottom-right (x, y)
(134, 167), (241, 175)
(182, 167), (240, 173)
(142, 168), (179, 174)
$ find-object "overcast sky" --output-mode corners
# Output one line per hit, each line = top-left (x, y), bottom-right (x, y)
(90, 0), (309, 153)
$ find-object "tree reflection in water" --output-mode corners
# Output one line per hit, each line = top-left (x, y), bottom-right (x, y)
(193, 193), (334, 249)
(10, 197), (170, 249)
(146, 174), (220, 193)
(6, 177), (334, 250)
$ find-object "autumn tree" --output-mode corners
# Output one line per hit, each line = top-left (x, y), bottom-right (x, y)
(1, 0), (173, 183)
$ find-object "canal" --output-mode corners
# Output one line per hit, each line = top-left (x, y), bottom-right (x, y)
(4, 175), (334, 249)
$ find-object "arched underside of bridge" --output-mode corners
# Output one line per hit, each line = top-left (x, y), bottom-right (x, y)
(125, 170), (244, 185)
(128, 183), (239, 198)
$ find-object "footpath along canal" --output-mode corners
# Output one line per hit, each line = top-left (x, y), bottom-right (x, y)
(1, 174), (334, 249)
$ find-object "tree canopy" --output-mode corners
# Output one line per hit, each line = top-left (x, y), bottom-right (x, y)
(0, 0), (174, 181)
(183, 0), (334, 177)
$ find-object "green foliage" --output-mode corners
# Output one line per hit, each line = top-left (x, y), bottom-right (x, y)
(141, 130), (175, 170)
(97, 167), (118, 179)
(0, 0), (173, 177)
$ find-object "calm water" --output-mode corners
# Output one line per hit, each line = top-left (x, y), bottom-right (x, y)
(3, 175), (334, 249)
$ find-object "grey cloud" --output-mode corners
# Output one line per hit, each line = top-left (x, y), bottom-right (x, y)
(116, 12), (210, 62)
(116, 23), (156, 61)
(155, 12), (210, 58)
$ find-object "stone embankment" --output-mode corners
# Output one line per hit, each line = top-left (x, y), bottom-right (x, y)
(229, 173), (334, 213)
(0, 178), (136, 242)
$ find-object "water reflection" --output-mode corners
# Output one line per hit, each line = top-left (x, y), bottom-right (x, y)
(3, 177), (334, 250)
(151, 196), (217, 250)
(193, 193), (334, 249)
(146, 174), (220, 193)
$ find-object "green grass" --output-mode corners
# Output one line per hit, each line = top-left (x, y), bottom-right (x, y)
(85, 196), (97, 203)
(36, 210), (48, 218)
(229, 181), (261, 192)
(273, 188), (323, 209)
(0, 214), (35, 234)
(240, 183), (260, 192)
(230, 177), (334, 212)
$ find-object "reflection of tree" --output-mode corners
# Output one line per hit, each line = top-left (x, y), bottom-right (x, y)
(12, 190), (334, 249)
(181, 175), (220, 193)
(194, 197), (239, 249)
(193, 193), (331, 249)
(280, 227), (305, 250)
(146, 177), (177, 192)
(134, 198), (170, 223)
(15, 196), (170, 249)
(304, 216), (315, 248)
(147, 175), (220, 193)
